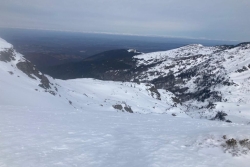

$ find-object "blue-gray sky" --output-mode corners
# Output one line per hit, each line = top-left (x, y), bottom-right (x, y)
(0, 0), (249, 41)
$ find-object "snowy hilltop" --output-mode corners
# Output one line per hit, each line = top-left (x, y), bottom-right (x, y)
(1, 37), (250, 167)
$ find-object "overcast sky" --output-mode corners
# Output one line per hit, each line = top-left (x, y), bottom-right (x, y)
(0, 0), (249, 41)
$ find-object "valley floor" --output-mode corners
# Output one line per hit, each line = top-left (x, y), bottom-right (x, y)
(0, 106), (249, 167)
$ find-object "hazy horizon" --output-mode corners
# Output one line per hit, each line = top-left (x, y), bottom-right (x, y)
(0, 26), (244, 43)
(0, 0), (249, 41)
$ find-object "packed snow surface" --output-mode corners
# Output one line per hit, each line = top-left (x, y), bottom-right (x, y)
(1, 38), (250, 166)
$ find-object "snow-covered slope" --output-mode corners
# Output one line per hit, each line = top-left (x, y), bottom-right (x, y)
(0, 39), (65, 108)
(0, 38), (185, 115)
(1, 38), (250, 167)
(43, 42), (250, 124)
(130, 43), (250, 122)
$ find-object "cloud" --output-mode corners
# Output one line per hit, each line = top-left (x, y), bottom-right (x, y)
(0, 0), (249, 41)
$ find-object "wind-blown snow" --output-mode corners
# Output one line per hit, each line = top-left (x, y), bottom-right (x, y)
(1, 37), (250, 167)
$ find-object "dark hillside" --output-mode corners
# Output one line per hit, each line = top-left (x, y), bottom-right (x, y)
(43, 49), (140, 79)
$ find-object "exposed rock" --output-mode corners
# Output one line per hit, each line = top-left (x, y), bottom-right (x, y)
(239, 139), (250, 147)
(39, 75), (51, 89)
(17, 61), (51, 89)
(113, 102), (133, 113)
(8, 71), (14, 75)
(211, 111), (231, 123)
(236, 66), (248, 73)
(226, 138), (237, 148)
(113, 104), (123, 110)
(222, 137), (250, 156)
(0, 48), (15, 62)
(124, 105), (133, 113)
(147, 84), (161, 100)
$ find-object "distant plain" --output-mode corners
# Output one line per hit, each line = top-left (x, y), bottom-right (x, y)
(0, 28), (238, 69)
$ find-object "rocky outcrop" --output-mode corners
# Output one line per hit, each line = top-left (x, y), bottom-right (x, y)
(0, 40), (56, 94)
(16, 61), (51, 89)
(0, 48), (15, 62)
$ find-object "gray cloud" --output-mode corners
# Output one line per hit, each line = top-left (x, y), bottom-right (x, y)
(0, 0), (249, 41)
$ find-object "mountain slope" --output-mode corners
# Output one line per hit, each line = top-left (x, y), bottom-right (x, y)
(1, 37), (250, 166)
(131, 43), (250, 122)
(0, 38), (183, 115)
(43, 49), (141, 80)
(44, 42), (250, 122)
(0, 38), (64, 108)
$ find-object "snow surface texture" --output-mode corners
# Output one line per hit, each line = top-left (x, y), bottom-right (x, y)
(1, 38), (250, 166)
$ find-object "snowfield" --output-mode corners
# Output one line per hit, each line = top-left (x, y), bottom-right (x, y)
(1, 37), (250, 166)
(1, 106), (250, 167)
